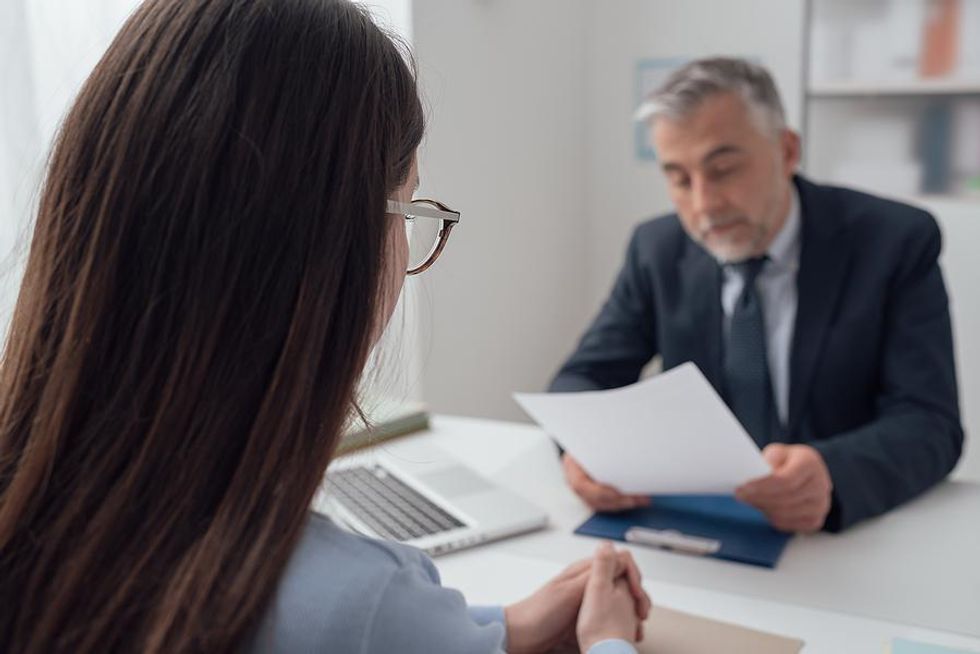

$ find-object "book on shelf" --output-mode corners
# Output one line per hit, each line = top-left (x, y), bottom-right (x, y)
(920, 0), (959, 78)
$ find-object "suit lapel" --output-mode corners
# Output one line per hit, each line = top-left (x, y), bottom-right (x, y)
(788, 177), (851, 436)
(678, 242), (724, 395)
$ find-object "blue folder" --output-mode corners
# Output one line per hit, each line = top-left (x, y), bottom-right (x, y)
(574, 495), (791, 568)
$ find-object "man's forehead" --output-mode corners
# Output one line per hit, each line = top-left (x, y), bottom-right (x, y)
(657, 137), (748, 171)
(653, 113), (759, 168)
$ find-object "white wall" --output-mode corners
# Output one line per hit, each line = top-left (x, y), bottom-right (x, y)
(412, 0), (592, 421)
(1, 0), (140, 334)
(0, 0), (40, 331)
(357, 0), (412, 41)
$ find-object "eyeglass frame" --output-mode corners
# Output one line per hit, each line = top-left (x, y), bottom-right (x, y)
(385, 198), (461, 275)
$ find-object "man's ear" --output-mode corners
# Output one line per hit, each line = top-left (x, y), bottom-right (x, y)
(780, 129), (802, 176)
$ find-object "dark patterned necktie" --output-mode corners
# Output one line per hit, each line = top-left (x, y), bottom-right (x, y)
(723, 256), (775, 447)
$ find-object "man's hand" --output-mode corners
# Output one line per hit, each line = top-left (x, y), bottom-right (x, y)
(562, 454), (650, 512)
(735, 443), (833, 533)
(504, 545), (650, 653)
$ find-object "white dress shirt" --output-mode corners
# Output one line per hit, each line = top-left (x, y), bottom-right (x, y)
(721, 189), (801, 427)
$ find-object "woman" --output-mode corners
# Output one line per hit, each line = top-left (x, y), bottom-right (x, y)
(0, 0), (649, 652)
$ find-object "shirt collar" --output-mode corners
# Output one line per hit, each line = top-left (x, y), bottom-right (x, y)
(765, 184), (801, 271)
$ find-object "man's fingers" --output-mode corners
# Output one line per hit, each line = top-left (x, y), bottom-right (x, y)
(752, 446), (831, 495)
(757, 485), (829, 511)
(736, 446), (832, 531)
(737, 469), (799, 496)
(739, 473), (818, 505)
(592, 488), (631, 509)
(736, 476), (786, 502)
(594, 496), (640, 512)
(765, 499), (831, 532)
(573, 476), (614, 502)
(581, 481), (640, 511)
(595, 483), (626, 501)
(565, 454), (651, 512)
(768, 511), (826, 533)
(766, 501), (824, 522)
(738, 466), (816, 502)
(563, 455), (589, 481)
(762, 443), (791, 468)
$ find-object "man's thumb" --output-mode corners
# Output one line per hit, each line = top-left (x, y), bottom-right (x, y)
(763, 443), (790, 469)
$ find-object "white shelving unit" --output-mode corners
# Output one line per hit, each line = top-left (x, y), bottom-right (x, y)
(810, 78), (980, 97)
(804, 0), (980, 195)
(803, 0), (980, 482)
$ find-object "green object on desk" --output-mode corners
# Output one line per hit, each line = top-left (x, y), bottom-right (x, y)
(892, 638), (979, 654)
(337, 400), (429, 455)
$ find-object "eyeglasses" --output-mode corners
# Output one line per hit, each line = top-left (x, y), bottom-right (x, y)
(385, 198), (460, 275)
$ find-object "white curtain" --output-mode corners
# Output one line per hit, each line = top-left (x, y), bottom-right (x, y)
(0, 0), (140, 333)
(1, 2), (416, 403)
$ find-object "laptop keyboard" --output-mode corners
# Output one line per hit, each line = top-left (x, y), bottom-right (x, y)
(326, 464), (466, 542)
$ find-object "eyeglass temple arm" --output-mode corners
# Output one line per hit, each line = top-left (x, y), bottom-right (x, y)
(385, 199), (460, 223)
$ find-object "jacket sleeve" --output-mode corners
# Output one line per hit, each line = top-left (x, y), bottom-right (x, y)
(364, 555), (506, 654)
(812, 214), (963, 531)
(550, 227), (659, 393)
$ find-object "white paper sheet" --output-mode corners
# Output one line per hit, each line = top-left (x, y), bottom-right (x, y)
(513, 362), (770, 494)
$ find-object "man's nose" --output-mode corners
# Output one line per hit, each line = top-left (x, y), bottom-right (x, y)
(691, 177), (724, 218)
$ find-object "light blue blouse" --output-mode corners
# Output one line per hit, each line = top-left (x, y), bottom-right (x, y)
(247, 513), (635, 653)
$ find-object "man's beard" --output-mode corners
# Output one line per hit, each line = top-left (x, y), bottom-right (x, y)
(699, 218), (768, 264)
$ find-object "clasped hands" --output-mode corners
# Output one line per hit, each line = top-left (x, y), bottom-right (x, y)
(505, 542), (651, 653)
(563, 442), (833, 533)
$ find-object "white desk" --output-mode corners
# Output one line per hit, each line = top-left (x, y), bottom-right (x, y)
(375, 415), (980, 653)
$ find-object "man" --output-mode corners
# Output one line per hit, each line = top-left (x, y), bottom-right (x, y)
(551, 58), (962, 533)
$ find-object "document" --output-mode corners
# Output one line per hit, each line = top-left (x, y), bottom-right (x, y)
(513, 362), (770, 494)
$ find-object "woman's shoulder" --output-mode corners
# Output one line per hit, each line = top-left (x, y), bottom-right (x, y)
(247, 514), (436, 653)
(300, 512), (433, 576)
(247, 514), (505, 654)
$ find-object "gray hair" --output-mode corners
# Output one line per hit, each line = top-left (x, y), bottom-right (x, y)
(636, 57), (786, 135)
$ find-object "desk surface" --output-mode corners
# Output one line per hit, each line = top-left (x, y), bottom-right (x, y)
(371, 415), (980, 651)
(437, 549), (979, 654)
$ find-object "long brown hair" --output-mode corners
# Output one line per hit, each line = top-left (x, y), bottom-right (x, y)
(0, 0), (423, 651)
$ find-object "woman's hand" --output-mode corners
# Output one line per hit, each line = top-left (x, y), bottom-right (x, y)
(504, 544), (650, 653)
(576, 542), (649, 652)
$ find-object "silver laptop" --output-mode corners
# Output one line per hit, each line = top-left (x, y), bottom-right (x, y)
(314, 444), (547, 556)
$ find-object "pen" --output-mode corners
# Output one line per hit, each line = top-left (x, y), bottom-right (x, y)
(624, 527), (721, 556)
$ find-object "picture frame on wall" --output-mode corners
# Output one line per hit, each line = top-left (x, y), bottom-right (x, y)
(634, 57), (688, 161)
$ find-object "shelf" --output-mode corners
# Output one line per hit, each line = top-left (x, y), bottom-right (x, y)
(809, 78), (980, 97)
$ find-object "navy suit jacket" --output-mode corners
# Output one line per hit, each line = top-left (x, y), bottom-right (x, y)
(550, 176), (963, 531)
